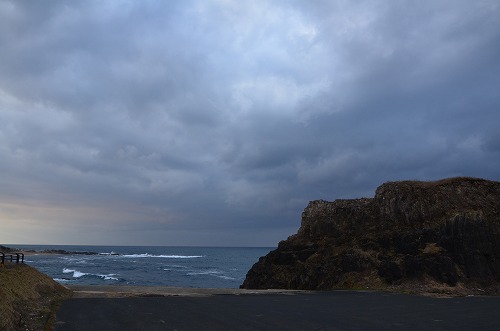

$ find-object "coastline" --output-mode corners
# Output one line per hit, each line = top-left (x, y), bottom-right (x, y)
(66, 284), (309, 298)
(65, 283), (500, 300)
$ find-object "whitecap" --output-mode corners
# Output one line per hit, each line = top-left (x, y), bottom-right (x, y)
(54, 278), (73, 283)
(163, 265), (188, 272)
(164, 264), (188, 269)
(59, 256), (90, 264)
(186, 270), (236, 280)
(99, 251), (119, 256)
(187, 270), (221, 276)
(62, 268), (88, 278)
(122, 254), (203, 259)
(62, 268), (118, 280)
(97, 273), (119, 281)
(217, 275), (237, 280)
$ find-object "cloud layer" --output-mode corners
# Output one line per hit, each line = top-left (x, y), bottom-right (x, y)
(1, 0), (499, 246)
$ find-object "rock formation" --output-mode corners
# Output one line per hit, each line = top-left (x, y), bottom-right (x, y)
(241, 177), (500, 295)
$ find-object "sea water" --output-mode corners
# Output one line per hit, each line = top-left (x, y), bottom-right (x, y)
(8, 245), (273, 288)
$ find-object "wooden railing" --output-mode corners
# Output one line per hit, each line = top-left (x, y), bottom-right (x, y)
(0, 252), (24, 265)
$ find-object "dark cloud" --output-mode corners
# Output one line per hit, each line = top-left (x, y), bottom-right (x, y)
(0, 0), (499, 246)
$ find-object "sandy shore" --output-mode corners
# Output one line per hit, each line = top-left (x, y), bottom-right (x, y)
(67, 284), (308, 298)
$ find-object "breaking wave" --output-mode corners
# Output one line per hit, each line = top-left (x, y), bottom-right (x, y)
(121, 254), (204, 259)
(186, 269), (236, 280)
(62, 268), (119, 281)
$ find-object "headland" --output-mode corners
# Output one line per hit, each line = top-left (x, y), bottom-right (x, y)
(242, 177), (500, 296)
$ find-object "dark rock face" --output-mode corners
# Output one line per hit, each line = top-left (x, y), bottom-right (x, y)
(241, 177), (500, 294)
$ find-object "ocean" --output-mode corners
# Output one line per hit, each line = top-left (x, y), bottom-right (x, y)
(8, 245), (273, 289)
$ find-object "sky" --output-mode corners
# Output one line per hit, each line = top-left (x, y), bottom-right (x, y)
(1, 0), (499, 247)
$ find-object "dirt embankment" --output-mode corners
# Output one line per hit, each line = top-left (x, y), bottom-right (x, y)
(0, 261), (71, 330)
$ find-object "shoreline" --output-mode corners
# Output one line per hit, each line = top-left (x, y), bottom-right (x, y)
(65, 284), (497, 299)
(66, 284), (310, 298)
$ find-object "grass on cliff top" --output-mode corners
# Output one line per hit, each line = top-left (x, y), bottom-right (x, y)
(383, 176), (493, 188)
(0, 262), (72, 330)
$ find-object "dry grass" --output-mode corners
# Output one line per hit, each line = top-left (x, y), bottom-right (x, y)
(0, 262), (72, 330)
(421, 243), (443, 255)
(384, 177), (492, 188)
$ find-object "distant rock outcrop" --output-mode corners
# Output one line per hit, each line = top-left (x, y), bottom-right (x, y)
(39, 249), (99, 255)
(241, 177), (500, 295)
(0, 245), (15, 252)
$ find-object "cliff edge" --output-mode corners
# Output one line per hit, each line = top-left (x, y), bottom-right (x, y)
(241, 177), (500, 296)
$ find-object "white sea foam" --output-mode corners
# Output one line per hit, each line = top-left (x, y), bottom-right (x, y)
(60, 256), (90, 264)
(187, 270), (221, 276)
(62, 268), (118, 281)
(217, 275), (237, 280)
(122, 254), (203, 259)
(186, 270), (236, 280)
(165, 265), (188, 269)
(63, 268), (88, 278)
(53, 278), (73, 283)
(163, 265), (188, 271)
(99, 274), (119, 281)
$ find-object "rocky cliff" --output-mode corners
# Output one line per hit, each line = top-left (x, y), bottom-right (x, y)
(241, 177), (500, 295)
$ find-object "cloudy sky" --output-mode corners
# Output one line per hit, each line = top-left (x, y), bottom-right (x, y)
(1, 0), (499, 246)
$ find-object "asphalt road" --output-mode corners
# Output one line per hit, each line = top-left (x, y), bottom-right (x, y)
(54, 291), (500, 331)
